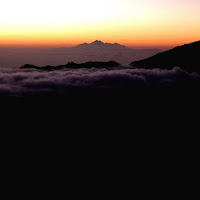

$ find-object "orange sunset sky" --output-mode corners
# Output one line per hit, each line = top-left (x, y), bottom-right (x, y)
(0, 0), (200, 48)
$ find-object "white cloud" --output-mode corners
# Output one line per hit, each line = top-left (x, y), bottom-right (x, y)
(0, 66), (199, 97)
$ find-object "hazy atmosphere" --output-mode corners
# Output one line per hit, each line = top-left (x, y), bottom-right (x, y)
(0, 41), (160, 67)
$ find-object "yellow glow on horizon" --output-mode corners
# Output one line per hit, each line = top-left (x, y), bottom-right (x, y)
(0, 0), (200, 47)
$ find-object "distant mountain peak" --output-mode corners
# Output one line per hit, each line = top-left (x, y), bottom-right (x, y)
(75, 40), (128, 49)
(90, 40), (123, 46)
(91, 40), (104, 44)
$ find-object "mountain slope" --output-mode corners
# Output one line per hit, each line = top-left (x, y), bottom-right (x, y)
(131, 40), (200, 73)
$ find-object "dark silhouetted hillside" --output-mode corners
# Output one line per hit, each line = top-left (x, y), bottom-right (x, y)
(131, 40), (200, 73)
(21, 64), (41, 69)
(21, 61), (120, 70)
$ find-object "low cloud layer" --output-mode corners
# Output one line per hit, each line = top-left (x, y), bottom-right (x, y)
(0, 66), (200, 97)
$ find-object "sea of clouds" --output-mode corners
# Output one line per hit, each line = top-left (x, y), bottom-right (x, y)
(0, 66), (200, 97)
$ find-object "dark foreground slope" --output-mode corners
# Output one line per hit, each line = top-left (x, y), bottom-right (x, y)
(131, 40), (200, 73)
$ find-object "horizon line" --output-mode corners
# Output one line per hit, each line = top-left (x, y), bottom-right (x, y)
(1, 39), (199, 50)
(0, 43), (176, 50)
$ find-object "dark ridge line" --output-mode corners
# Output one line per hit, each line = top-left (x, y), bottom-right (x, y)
(21, 61), (121, 71)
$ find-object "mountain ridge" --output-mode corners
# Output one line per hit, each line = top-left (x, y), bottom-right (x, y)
(131, 40), (200, 73)
(20, 61), (121, 70)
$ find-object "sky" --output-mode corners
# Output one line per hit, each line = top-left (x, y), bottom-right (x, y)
(0, 0), (200, 48)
